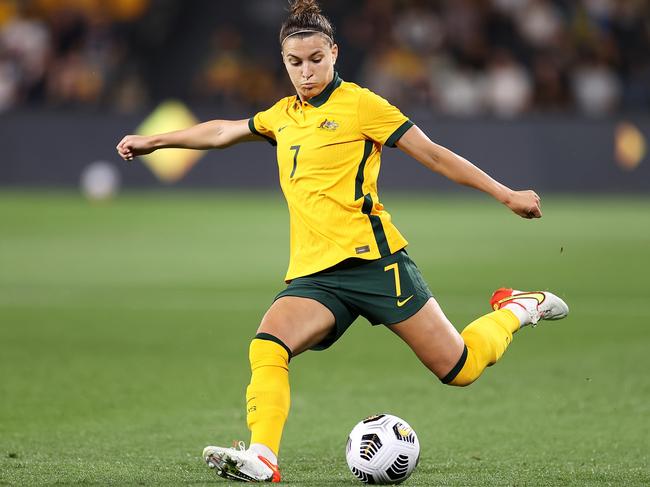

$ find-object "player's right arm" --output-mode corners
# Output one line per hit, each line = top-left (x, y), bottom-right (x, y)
(116, 119), (260, 161)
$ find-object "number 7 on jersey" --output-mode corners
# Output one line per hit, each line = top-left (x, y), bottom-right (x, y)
(290, 145), (301, 178)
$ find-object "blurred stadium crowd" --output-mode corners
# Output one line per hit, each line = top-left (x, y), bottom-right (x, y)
(1, 0), (649, 117)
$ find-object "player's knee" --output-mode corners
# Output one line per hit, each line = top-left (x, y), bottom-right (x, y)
(249, 334), (292, 369)
(438, 345), (481, 387)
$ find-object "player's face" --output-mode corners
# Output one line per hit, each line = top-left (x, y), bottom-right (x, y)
(282, 35), (338, 102)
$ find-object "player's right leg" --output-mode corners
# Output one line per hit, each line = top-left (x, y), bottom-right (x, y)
(203, 296), (336, 483)
(389, 289), (569, 387)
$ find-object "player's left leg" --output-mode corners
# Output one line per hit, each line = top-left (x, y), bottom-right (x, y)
(389, 290), (568, 386)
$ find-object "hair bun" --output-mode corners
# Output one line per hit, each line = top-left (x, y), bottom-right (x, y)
(279, 0), (334, 46)
(289, 0), (322, 17)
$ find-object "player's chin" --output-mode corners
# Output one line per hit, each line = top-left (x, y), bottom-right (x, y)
(300, 85), (320, 98)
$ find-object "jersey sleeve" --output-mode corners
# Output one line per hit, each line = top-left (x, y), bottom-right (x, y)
(248, 102), (280, 146)
(358, 89), (414, 147)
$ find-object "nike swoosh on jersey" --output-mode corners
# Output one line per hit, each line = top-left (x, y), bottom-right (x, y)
(397, 295), (414, 307)
(278, 125), (288, 132)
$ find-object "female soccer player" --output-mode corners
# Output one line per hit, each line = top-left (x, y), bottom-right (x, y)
(117, 0), (569, 482)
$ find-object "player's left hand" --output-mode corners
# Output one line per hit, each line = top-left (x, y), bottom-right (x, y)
(505, 190), (542, 219)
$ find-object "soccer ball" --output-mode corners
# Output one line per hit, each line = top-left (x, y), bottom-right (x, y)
(346, 414), (420, 484)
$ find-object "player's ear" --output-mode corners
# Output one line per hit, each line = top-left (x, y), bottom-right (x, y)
(331, 43), (338, 64)
(280, 50), (290, 68)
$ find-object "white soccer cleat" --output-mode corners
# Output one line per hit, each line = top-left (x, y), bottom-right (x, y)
(490, 288), (569, 327)
(203, 442), (281, 483)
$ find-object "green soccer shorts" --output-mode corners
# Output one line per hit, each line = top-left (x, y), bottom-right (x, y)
(275, 249), (433, 350)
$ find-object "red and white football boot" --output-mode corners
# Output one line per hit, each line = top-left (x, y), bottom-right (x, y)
(490, 288), (569, 327)
(203, 442), (281, 483)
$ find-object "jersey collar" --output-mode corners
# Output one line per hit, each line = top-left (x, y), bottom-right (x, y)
(302, 72), (342, 108)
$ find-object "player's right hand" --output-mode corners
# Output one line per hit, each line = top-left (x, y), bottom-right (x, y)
(116, 135), (155, 161)
(505, 189), (542, 219)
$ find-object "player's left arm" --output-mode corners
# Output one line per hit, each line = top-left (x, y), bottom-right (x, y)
(396, 125), (542, 219)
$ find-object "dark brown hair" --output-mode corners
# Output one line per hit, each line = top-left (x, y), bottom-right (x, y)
(279, 0), (334, 46)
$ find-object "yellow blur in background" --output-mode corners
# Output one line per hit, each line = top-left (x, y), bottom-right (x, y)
(615, 122), (647, 171)
(136, 100), (205, 183)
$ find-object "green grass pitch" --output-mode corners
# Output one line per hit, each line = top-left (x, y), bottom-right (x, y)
(1, 190), (649, 486)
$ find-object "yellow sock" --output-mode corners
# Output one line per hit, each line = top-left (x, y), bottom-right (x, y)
(445, 309), (520, 387)
(246, 335), (291, 457)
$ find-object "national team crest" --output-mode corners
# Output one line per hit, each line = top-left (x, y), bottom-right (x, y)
(318, 119), (340, 131)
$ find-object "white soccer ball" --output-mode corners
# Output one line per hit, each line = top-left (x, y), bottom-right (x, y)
(346, 414), (420, 484)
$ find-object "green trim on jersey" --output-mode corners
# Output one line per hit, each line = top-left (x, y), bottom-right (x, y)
(354, 140), (374, 200)
(248, 117), (277, 146)
(355, 140), (390, 256)
(386, 120), (414, 147)
(307, 72), (343, 108)
(362, 194), (391, 256)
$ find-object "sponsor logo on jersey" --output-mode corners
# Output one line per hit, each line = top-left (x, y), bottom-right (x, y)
(355, 245), (370, 254)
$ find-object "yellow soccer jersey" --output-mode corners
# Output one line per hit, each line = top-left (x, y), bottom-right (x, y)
(249, 72), (414, 281)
